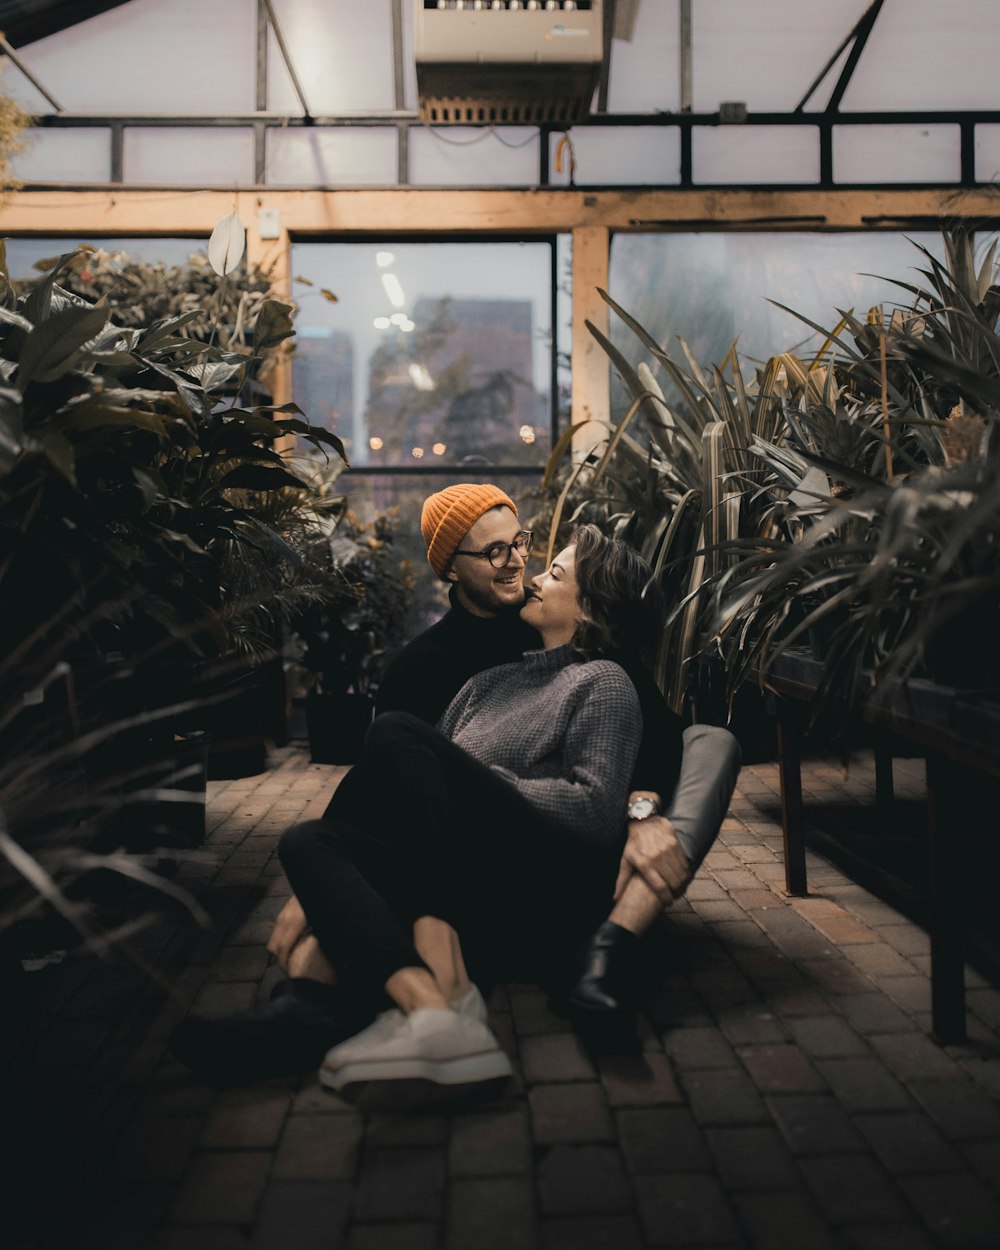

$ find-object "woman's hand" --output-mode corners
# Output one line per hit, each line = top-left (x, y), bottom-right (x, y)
(267, 895), (310, 973)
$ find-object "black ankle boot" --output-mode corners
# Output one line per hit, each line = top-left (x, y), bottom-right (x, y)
(567, 921), (641, 1013)
(169, 979), (372, 1086)
(561, 922), (643, 1055)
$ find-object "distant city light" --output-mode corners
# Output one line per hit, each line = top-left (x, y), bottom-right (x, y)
(432, 442), (447, 455)
(369, 436), (383, 451)
(408, 362), (436, 391)
(381, 273), (406, 308)
(376, 251), (395, 268)
(519, 424), (536, 444)
(390, 312), (408, 326)
(373, 316), (391, 330)
(399, 318), (415, 332)
(411, 446), (425, 459)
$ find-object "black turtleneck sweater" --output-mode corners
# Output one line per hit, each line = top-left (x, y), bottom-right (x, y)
(374, 589), (683, 805)
(374, 589), (539, 727)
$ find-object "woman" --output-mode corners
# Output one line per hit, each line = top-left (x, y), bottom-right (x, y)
(278, 524), (660, 1108)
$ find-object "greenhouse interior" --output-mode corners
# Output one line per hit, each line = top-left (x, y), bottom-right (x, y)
(3, 1), (1000, 1246)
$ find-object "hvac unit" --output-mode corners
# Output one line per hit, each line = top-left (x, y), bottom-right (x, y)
(415, 1), (603, 126)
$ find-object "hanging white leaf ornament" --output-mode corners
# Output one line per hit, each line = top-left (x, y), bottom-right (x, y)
(208, 212), (246, 276)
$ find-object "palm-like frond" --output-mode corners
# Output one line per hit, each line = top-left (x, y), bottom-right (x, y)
(546, 228), (1000, 721)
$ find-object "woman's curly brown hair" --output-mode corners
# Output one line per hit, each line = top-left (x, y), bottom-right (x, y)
(569, 523), (663, 662)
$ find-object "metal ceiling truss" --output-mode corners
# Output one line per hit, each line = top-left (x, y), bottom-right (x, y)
(0, 30), (61, 109)
(9, 0), (993, 193)
(31, 107), (998, 193)
(796, 0), (886, 114)
(260, 0), (313, 121)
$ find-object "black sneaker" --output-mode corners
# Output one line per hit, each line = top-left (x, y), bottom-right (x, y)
(169, 979), (372, 1086)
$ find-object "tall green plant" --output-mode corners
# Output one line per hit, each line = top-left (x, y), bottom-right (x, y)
(0, 244), (349, 948)
(712, 229), (1000, 712)
(542, 290), (790, 712)
(0, 246), (345, 673)
(19, 245), (283, 368)
(544, 231), (999, 717)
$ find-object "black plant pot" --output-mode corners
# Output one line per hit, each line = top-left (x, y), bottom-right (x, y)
(89, 726), (209, 853)
(306, 692), (374, 764)
(924, 602), (1000, 691)
(0, 942), (30, 1058)
(691, 660), (777, 765)
(159, 730), (209, 849)
(201, 664), (270, 779)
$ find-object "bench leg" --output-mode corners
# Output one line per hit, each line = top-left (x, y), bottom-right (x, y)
(925, 751), (966, 1045)
(777, 701), (808, 896)
(874, 747), (895, 814)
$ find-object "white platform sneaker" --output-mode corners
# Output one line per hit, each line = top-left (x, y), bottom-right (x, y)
(448, 983), (490, 1025)
(319, 999), (510, 1110)
(320, 984), (489, 1076)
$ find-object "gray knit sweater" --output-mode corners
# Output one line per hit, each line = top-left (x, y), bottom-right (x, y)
(436, 643), (641, 847)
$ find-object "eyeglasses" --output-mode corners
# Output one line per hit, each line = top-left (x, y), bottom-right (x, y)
(453, 530), (534, 569)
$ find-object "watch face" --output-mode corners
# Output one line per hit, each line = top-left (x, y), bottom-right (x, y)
(629, 798), (657, 820)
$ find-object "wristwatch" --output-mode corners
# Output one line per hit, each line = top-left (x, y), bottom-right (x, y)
(627, 795), (660, 821)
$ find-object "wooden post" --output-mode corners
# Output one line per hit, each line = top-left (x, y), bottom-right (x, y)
(242, 194), (293, 409)
(570, 225), (610, 451)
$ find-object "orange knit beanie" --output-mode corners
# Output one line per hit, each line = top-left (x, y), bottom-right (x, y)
(420, 483), (518, 579)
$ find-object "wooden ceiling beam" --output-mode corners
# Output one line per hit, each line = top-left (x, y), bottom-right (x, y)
(3, 186), (998, 237)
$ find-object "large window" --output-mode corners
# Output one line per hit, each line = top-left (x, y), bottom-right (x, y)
(608, 230), (947, 391)
(290, 238), (567, 626)
(4, 236), (207, 280)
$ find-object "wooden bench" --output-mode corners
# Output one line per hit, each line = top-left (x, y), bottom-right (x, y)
(766, 651), (1000, 1044)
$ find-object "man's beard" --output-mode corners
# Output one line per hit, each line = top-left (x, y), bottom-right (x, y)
(460, 579), (527, 617)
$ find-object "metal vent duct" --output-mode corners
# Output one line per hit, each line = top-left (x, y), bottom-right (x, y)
(415, 0), (603, 126)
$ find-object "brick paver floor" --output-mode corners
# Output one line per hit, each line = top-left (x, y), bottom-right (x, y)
(10, 747), (1000, 1249)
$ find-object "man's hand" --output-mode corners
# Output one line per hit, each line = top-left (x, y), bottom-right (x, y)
(614, 814), (691, 906)
(267, 895), (309, 973)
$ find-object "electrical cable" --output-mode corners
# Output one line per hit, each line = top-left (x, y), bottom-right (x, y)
(423, 122), (539, 149)
(421, 123), (495, 146)
(489, 126), (538, 149)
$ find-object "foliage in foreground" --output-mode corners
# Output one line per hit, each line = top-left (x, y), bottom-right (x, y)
(19, 245), (283, 370)
(0, 244), (346, 947)
(543, 230), (1000, 716)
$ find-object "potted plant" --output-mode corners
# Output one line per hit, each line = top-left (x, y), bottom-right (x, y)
(537, 288), (791, 762)
(14, 243), (346, 775)
(0, 231), (357, 1246)
(709, 230), (1000, 714)
(292, 495), (414, 763)
(538, 230), (1000, 742)
(0, 239), (346, 852)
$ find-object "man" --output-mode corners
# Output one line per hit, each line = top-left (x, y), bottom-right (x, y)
(171, 484), (692, 1082)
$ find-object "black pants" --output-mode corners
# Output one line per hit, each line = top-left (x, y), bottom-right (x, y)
(279, 712), (620, 993)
